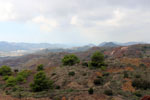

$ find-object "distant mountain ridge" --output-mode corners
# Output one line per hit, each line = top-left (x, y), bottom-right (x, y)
(99, 42), (147, 47)
(0, 41), (67, 52)
(99, 42), (119, 47)
(0, 41), (148, 57)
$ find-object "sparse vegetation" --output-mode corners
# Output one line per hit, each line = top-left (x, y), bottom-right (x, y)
(0, 44), (149, 99)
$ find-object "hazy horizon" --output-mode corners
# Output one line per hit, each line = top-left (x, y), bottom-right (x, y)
(0, 0), (150, 45)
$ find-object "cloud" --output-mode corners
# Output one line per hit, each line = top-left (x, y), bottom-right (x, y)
(32, 15), (58, 32)
(0, 0), (150, 44)
(0, 1), (17, 21)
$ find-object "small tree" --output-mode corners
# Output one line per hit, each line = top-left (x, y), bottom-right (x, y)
(62, 54), (80, 66)
(17, 70), (31, 78)
(30, 71), (53, 92)
(37, 64), (44, 71)
(0, 65), (12, 76)
(89, 51), (105, 68)
(6, 76), (17, 87)
(88, 88), (94, 94)
(104, 89), (113, 96)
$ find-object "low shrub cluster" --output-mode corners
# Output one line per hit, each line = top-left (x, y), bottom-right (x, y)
(88, 88), (94, 94)
(104, 89), (113, 96)
(94, 77), (104, 85)
(132, 79), (150, 90)
(4, 70), (31, 87)
(68, 71), (75, 76)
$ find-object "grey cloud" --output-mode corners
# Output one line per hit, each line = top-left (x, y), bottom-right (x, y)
(0, 0), (150, 44)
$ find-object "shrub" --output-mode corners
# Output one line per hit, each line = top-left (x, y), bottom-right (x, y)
(0, 65), (12, 76)
(14, 69), (19, 73)
(139, 63), (146, 67)
(2, 75), (9, 81)
(133, 91), (142, 97)
(62, 54), (80, 66)
(16, 75), (25, 83)
(123, 71), (129, 78)
(104, 89), (113, 96)
(103, 72), (110, 77)
(30, 71), (53, 92)
(88, 88), (94, 94)
(82, 62), (88, 67)
(55, 85), (60, 89)
(135, 74), (141, 78)
(68, 71), (75, 76)
(132, 79), (150, 90)
(101, 66), (107, 71)
(82, 73), (87, 76)
(89, 51), (105, 68)
(17, 70), (31, 79)
(37, 64), (44, 71)
(6, 76), (17, 87)
(94, 77), (104, 85)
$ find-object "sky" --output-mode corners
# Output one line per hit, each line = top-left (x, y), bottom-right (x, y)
(0, 0), (150, 45)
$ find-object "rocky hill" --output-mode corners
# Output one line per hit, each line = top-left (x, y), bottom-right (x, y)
(0, 44), (149, 100)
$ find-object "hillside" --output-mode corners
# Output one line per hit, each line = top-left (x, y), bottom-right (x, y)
(0, 44), (149, 100)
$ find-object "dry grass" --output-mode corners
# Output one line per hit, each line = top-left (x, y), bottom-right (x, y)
(122, 78), (135, 92)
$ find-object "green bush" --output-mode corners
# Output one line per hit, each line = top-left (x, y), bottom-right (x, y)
(94, 77), (104, 85)
(88, 88), (94, 94)
(16, 75), (25, 83)
(101, 66), (107, 71)
(6, 76), (17, 87)
(132, 79), (150, 90)
(62, 54), (80, 66)
(82, 62), (88, 67)
(0, 65), (12, 76)
(133, 91), (142, 97)
(89, 51), (105, 68)
(30, 71), (53, 92)
(102, 72), (110, 77)
(2, 75), (9, 81)
(14, 69), (19, 73)
(135, 74), (141, 78)
(37, 64), (44, 71)
(17, 70), (31, 79)
(123, 71), (129, 78)
(68, 71), (75, 76)
(55, 85), (60, 89)
(104, 89), (113, 96)
(139, 63), (146, 67)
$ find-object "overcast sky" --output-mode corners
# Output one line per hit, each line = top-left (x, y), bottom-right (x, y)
(0, 0), (150, 45)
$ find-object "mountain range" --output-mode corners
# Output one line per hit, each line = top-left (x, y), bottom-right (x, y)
(0, 41), (147, 57)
